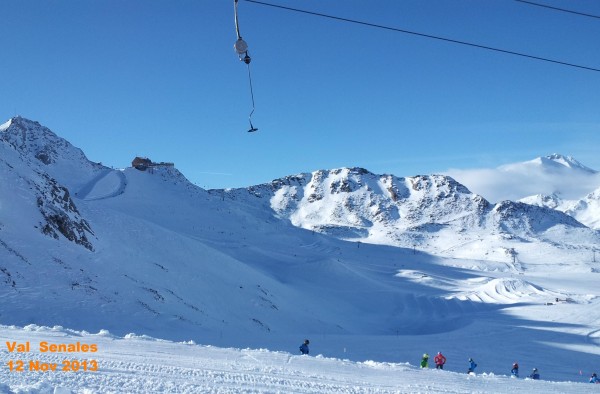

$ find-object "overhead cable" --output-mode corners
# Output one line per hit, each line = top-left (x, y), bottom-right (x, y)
(515, 0), (600, 20)
(243, 0), (600, 73)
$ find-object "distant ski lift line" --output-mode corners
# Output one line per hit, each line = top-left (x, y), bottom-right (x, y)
(515, 0), (600, 20)
(242, 0), (600, 73)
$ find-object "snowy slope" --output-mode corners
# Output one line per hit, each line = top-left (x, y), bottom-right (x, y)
(2, 325), (600, 393)
(1, 118), (600, 391)
(521, 187), (600, 230)
(565, 187), (600, 229)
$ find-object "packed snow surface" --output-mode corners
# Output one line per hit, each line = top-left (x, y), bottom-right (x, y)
(1, 325), (599, 394)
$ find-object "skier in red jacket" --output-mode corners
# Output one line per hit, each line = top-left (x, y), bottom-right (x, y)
(434, 352), (447, 369)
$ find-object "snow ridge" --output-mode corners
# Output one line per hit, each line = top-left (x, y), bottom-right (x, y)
(544, 153), (597, 173)
(520, 186), (600, 229)
(221, 166), (595, 253)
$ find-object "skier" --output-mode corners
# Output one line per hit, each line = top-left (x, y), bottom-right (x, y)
(434, 352), (446, 370)
(467, 358), (477, 374)
(299, 339), (309, 355)
(590, 373), (599, 383)
(511, 362), (519, 378)
(420, 353), (429, 368)
(529, 368), (540, 380)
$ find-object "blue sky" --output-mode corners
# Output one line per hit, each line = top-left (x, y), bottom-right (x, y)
(1, 0), (599, 189)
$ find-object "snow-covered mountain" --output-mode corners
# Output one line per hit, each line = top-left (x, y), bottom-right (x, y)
(513, 154), (600, 229)
(521, 187), (600, 230)
(444, 152), (600, 229)
(446, 153), (600, 204)
(0, 116), (105, 191)
(219, 166), (594, 259)
(0, 117), (97, 253)
(503, 153), (597, 175)
(1, 117), (600, 388)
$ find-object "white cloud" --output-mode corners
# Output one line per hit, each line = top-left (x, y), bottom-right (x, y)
(445, 159), (600, 203)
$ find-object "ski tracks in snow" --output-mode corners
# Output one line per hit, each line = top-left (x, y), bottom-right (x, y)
(75, 169), (127, 201)
(1, 325), (598, 394)
(0, 345), (399, 393)
(586, 328), (600, 348)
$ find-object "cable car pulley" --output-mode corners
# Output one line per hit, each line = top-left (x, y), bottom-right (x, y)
(234, 0), (258, 133)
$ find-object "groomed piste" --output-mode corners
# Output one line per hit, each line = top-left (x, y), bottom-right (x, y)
(2, 324), (600, 394)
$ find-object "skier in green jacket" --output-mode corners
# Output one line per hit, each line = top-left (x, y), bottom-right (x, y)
(420, 353), (429, 368)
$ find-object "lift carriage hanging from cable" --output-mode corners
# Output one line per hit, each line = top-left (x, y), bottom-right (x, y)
(234, 36), (251, 65)
(234, 0), (258, 133)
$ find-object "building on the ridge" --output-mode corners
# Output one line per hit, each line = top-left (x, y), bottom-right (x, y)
(131, 157), (174, 171)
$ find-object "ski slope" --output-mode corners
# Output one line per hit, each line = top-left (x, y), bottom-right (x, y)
(2, 164), (600, 389)
(2, 118), (600, 393)
(76, 169), (127, 201)
(1, 325), (599, 394)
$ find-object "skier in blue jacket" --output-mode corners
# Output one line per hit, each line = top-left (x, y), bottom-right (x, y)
(299, 339), (309, 355)
(590, 373), (599, 383)
(511, 362), (519, 377)
(467, 358), (477, 374)
(529, 368), (540, 380)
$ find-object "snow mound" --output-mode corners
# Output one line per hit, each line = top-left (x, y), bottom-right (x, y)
(447, 278), (562, 304)
(395, 270), (455, 289)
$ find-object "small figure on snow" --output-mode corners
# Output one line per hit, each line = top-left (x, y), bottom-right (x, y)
(434, 352), (446, 370)
(511, 362), (519, 377)
(467, 358), (477, 374)
(529, 368), (540, 380)
(590, 372), (599, 384)
(420, 353), (429, 368)
(299, 339), (309, 355)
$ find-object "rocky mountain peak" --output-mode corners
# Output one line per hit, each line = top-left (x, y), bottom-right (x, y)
(1, 116), (76, 165)
(0, 117), (106, 190)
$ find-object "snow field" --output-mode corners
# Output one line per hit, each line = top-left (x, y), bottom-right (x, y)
(1, 325), (599, 394)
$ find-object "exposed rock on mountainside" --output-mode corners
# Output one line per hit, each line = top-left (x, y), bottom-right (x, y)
(0, 116), (105, 190)
(220, 167), (590, 250)
(1, 117), (84, 165)
(36, 172), (94, 251)
(1, 117), (96, 250)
